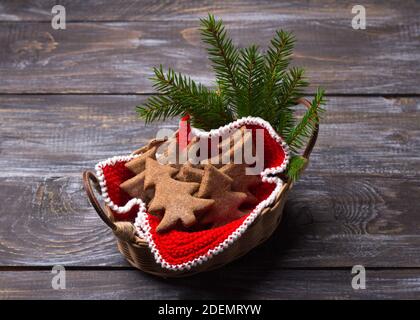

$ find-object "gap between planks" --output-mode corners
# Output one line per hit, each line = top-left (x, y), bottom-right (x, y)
(2, 266), (420, 271)
(1, 93), (420, 97)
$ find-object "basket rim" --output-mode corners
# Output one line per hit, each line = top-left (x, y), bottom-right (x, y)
(94, 118), (290, 271)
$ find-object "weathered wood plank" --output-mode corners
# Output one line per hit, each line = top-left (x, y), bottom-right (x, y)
(1, 95), (419, 177)
(0, 0), (416, 22)
(0, 175), (126, 266)
(1, 269), (420, 299)
(0, 6), (419, 94)
(0, 95), (177, 177)
(0, 95), (419, 267)
(0, 174), (419, 267)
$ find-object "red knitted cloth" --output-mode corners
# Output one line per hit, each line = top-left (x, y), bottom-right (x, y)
(101, 162), (138, 221)
(148, 182), (275, 265)
(100, 124), (285, 265)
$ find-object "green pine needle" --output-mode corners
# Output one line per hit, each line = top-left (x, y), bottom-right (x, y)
(236, 45), (265, 117)
(287, 155), (307, 181)
(262, 30), (296, 117)
(200, 14), (241, 113)
(136, 14), (326, 181)
(136, 65), (232, 130)
(286, 88), (326, 153)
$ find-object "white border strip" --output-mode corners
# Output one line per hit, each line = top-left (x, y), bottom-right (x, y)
(95, 155), (144, 214)
(94, 116), (289, 271)
(191, 116), (290, 177)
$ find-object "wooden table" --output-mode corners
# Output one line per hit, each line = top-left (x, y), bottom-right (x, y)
(1, 1), (419, 299)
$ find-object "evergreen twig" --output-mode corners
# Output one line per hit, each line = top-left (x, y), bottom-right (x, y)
(286, 88), (326, 153)
(136, 14), (326, 181)
(200, 14), (241, 113)
(286, 155), (307, 181)
(236, 45), (265, 117)
(262, 30), (295, 120)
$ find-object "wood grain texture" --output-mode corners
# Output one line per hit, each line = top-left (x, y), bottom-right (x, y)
(0, 95), (176, 177)
(1, 174), (419, 268)
(0, 95), (419, 267)
(1, 269), (420, 299)
(0, 0), (417, 22)
(1, 95), (419, 177)
(0, 2), (419, 93)
(1, 1), (419, 298)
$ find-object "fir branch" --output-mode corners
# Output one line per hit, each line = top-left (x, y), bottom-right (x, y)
(200, 14), (241, 112)
(274, 105), (295, 138)
(277, 67), (308, 109)
(262, 30), (295, 118)
(136, 95), (181, 123)
(286, 88), (326, 153)
(266, 30), (295, 71)
(136, 65), (231, 130)
(273, 67), (308, 137)
(287, 155), (307, 181)
(136, 14), (326, 182)
(236, 45), (265, 117)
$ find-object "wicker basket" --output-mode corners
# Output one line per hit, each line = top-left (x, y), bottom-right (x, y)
(83, 98), (318, 278)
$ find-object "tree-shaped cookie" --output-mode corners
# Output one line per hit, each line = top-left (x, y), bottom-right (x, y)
(203, 126), (253, 167)
(125, 144), (159, 174)
(120, 143), (160, 200)
(161, 135), (199, 166)
(176, 162), (204, 183)
(220, 163), (260, 205)
(120, 171), (150, 201)
(196, 165), (247, 227)
(144, 158), (214, 232)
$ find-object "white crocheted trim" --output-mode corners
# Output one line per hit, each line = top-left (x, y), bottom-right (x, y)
(95, 155), (144, 214)
(94, 116), (289, 271)
(191, 116), (290, 176)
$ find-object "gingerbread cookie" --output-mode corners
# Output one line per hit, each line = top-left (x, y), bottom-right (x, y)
(144, 158), (214, 233)
(120, 171), (148, 200)
(125, 145), (158, 174)
(202, 126), (253, 166)
(132, 139), (166, 155)
(176, 162), (204, 183)
(120, 141), (163, 200)
(220, 163), (260, 205)
(161, 136), (199, 166)
(196, 165), (247, 227)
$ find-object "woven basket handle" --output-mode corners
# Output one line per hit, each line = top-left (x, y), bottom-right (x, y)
(83, 171), (138, 242)
(83, 171), (116, 230)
